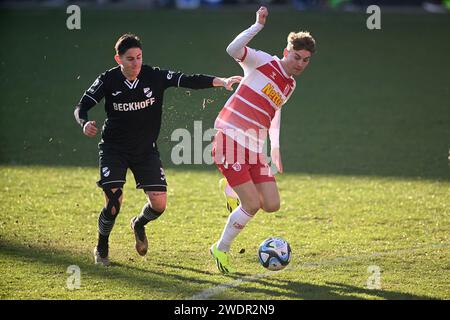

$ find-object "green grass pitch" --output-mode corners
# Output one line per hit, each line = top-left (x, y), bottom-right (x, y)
(0, 7), (449, 300)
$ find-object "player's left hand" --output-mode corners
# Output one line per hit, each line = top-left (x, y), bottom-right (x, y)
(271, 147), (283, 173)
(256, 6), (269, 25)
(222, 76), (243, 91)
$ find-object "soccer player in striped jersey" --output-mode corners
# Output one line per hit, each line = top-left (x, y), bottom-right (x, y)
(74, 33), (241, 266)
(210, 7), (316, 274)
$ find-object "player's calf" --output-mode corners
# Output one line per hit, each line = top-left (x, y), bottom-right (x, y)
(131, 202), (164, 256)
(95, 188), (123, 264)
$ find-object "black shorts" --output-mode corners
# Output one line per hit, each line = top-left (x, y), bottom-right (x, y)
(96, 145), (167, 192)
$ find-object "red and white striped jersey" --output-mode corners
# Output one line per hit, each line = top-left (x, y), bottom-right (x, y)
(215, 47), (296, 153)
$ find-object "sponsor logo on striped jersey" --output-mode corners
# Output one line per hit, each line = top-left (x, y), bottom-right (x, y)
(261, 83), (284, 107)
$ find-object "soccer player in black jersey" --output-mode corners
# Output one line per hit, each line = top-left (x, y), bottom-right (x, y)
(74, 33), (241, 266)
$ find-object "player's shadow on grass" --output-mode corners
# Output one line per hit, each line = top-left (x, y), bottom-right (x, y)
(0, 239), (440, 300)
(156, 262), (230, 276)
(233, 277), (436, 300)
(0, 239), (229, 298)
(157, 262), (436, 300)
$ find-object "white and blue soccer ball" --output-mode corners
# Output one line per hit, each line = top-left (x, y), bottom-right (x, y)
(258, 237), (291, 271)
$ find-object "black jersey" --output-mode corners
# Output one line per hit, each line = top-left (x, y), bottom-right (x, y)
(74, 65), (215, 154)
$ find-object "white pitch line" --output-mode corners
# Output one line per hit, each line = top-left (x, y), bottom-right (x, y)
(189, 243), (450, 300)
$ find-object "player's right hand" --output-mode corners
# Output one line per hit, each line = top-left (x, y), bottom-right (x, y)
(256, 6), (268, 25)
(83, 120), (98, 137)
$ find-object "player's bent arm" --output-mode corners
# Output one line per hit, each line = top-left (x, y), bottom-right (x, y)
(74, 100), (95, 128)
(226, 22), (264, 61)
(74, 73), (106, 128)
(74, 103), (98, 137)
(74, 91), (101, 137)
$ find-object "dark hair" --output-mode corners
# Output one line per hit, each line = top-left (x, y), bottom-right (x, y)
(114, 33), (142, 56)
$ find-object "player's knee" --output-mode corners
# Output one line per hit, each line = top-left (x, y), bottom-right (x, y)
(242, 199), (260, 216)
(150, 200), (166, 214)
(110, 206), (120, 216)
(262, 200), (280, 213)
(146, 192), (166, 214)
(109, 201), (122, 216)
(104, 188), (123, 216)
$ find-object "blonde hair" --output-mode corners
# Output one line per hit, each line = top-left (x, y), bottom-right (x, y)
(286, 31), (316, 54)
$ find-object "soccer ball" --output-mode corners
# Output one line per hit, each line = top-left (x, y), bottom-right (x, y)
(258, 237), (291, 271)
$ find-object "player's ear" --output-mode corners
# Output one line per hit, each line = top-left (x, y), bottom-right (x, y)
(114, 54), (121, 65)
(283, 48), (288, 58)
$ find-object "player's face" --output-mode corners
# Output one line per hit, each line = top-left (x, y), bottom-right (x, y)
(283, 48), (311, 77)
(116, 47), (143, 79)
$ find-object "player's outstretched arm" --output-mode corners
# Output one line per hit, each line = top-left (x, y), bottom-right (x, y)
(174, 72), (241, 90)
(226, 6), (268, 60)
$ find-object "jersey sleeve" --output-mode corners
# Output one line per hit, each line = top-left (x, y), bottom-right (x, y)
(239, 48), (273, 76)
(74, 73), (106, 128)
(159, 68), (214, 90)
(226, 22), (262, 58)
(225, 22), (272, 75)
